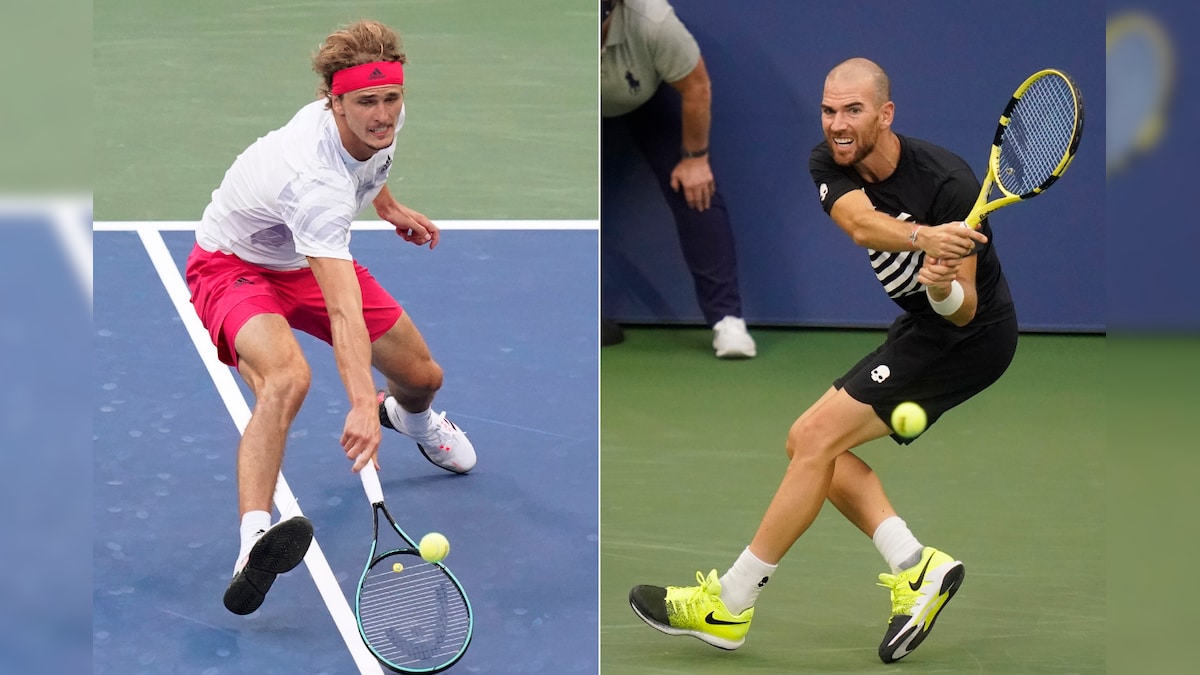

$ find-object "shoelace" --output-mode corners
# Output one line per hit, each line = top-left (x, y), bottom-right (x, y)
(665, 571), (722, 621)
(877, 573), (918, 616)
(681, 571), (722, 621)
(688, 570), (717, 598)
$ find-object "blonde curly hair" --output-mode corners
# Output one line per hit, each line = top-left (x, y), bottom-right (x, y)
(313, 20), (407, 106)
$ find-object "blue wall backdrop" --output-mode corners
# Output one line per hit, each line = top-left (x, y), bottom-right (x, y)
(602, 0), (1104, 332)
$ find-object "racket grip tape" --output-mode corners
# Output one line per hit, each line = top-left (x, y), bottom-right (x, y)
(359, 462), (385, 504)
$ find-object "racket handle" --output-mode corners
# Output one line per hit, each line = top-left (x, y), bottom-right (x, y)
(359, 461), (385, 505)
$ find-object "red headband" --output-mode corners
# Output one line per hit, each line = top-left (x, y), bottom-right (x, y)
(331, 61), (404, 96)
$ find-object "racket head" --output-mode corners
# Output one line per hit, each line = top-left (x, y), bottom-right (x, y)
(1106, 12), (1174, 174)
(355, 550), (473, 672)
(989, 69), (1084, 199)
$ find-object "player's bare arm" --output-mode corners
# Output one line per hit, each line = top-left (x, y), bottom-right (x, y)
(307, 255), (383, 470)
(373, 184), (440, 249)
(668, 56), (715, 212)
(829, 190), (986, 257)
(919, 253), (980, 326)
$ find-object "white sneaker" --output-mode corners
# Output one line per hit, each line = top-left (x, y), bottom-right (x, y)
(413, 411), (477, 474)
(712, 316), (757, 359)
(379, 392), (477, 474)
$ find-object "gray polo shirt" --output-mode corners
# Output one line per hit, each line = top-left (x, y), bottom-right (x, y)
(601, 0), (701, 118)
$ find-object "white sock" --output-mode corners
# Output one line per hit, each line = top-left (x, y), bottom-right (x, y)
(383, 396), (434, 437)
(873, 516), (924, 573)
(718, 547), (777, 615)
(236, 510), (272, 572)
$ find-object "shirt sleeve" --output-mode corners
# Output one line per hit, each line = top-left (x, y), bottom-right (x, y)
(649, 6), (701, 83)
(809, 143), (862, 215)
(277, 169), (357, 260)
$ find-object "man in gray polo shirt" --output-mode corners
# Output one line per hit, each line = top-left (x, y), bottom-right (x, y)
(601, 0), (756, 359)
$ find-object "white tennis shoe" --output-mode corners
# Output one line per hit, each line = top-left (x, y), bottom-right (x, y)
(713, 316), (757, 359)
(378, 391), (477, 474)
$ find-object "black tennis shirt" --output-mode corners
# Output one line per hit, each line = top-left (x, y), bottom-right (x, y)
(810, 134), (1015, 325)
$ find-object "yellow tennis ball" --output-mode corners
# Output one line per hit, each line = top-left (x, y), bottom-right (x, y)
(419, 532), (450, 563)
(392, 562), (404, 573)
(891, 402), (927, 438)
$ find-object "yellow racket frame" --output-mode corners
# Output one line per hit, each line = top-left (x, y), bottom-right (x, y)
(965, 69), (1084, 228)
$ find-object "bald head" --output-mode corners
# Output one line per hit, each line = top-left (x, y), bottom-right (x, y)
(826, 58), (891, 106)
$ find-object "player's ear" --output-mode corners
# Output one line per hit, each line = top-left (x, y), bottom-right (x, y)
(879, 100), (895, 129)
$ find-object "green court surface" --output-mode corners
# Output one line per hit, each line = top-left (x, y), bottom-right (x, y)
(601, 328), (1104, 674)
(93, 0), (597, 221)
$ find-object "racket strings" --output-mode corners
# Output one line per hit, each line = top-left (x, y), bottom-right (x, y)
(360, 558), (471, 669)
(998, 74), (1078, 194)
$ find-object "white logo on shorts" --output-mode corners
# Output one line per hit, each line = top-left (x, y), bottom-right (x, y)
(819, 183), (828, 202)
(870, 365), (891, 383)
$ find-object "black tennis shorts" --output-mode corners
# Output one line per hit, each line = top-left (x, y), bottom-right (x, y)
(835, 312), (1019, 445)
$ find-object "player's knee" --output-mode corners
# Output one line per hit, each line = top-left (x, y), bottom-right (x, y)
(785, 415), (833, 463)
(261, 358), (311, 409)
(409, 358), (444, 397)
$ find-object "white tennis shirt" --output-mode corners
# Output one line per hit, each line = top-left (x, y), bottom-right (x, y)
(197, 99), (403, 270)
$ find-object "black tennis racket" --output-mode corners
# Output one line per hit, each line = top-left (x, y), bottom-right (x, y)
(964, 69), (1085, 228)
(355, 462), (473, 673)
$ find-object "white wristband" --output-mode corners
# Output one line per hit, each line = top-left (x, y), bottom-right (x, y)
(926, 280), (964, 316)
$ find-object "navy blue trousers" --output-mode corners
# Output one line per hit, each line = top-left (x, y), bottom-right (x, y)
(603, 84), (743, 325)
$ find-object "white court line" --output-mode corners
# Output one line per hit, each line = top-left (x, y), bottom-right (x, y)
(0, 196), (93, 310)
(95, 219), (597, 231)
(54, 201), (93, 310)
(136, 228), (385, 675)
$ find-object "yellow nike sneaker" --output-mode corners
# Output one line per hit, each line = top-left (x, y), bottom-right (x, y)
(876, 546), (965, 663)
(629, 569), (754, 650)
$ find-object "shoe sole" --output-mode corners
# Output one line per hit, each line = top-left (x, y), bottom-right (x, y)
(416, 442), (472, 474)
(628, 598), (745, 650)
(223, 517), (314, 615)
(879, 561), (965, 663)
(715, 349), (756, 359)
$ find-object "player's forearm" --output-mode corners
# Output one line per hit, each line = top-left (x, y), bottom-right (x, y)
(309, 255), (377, 407)
(328, 314), (377, 407)
(372, 184), (399, 217)
(926, 280), (978, 326)
(846, 211), (925, 252)
(679, 89), (711, 157)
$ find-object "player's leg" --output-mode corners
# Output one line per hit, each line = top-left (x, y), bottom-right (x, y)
(233, 313), (313, 516)
(221, 312), (316, 615)
(828, 452), (937, 582)
(628, 389), (887, 649)
(798, 393), (917, 572)
(828, 316), (1019, 662)
(838, 445), (964, 664)
(828, 451), (896, 536)
(184, 246), (315, 614)
(623, 85), (754, 357)
(826, 448), (964, 664)
(746, 389), (890, 567)
(370, 311), (476, 474)
(370, 311), (442, 414)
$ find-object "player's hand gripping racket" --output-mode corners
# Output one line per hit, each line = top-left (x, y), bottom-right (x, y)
(355, 463), (473, 673)
(964, 69), (1084, 229)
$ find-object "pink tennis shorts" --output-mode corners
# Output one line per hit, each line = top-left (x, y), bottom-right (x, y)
(185, 244), (403, 367)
